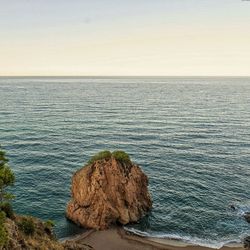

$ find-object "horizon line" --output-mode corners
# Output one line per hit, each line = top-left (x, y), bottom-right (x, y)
(0, 75), (250, 78)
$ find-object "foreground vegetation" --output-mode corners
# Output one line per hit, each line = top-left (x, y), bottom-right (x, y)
(0, 145), (15, 247)
(0, 145), (91, 249)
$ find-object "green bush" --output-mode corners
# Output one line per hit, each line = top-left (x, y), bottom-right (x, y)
(112, 151), (131, 163)
(87, 150), (112, 165)
(86, 150), (132, 165)
(19, 217), (35, 235)
(0, 202), (14, 219)
(0, 211), (8, 247)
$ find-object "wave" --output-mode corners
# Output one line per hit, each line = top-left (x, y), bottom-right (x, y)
(235, 202), (250, 216)
(123, 227), (242, 249)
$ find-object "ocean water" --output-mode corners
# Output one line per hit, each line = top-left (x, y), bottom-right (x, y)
(0, 77), (249, 248)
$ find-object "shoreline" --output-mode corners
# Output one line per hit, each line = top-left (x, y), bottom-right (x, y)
(62, 226), (244, 250)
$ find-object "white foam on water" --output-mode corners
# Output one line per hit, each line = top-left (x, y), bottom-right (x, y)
(234, 202), (250, 216)
(124, 227), (242, 249)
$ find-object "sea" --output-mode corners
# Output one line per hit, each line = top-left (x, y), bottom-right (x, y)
(0, 77), (249, 248)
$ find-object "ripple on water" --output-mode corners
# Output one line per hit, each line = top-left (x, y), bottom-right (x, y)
(0, 77), (249, 245)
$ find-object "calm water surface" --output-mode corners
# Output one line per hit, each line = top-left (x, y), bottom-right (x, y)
(0, 77), (249, 247)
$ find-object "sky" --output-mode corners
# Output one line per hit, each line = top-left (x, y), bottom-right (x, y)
(0, 0), (250, 76)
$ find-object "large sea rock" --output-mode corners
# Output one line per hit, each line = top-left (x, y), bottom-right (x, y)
(66, 156), (152, 230)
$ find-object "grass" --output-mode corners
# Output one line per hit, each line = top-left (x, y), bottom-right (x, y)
(87, 150), (131, 165)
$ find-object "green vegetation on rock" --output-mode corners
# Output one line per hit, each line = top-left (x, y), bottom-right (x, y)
(112, 150), (131, 163)
(87, 150), (112, 165)
(87, 150), (131, 165)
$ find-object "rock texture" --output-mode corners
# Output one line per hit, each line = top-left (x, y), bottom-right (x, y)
(66, 157), (152, 230)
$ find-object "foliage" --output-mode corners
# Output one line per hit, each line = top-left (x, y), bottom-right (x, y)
(0, 148), (9, 168)
(0, 212), (5, 225)
(87, 150), (112, 165)
(0, 202), (14, 219)
(19, 217), (35, 235)
(0, 146), (15, 204)
(112, 150), (131, 163)
(0, 211), (8, 247)
(44, 219), (55, 228)
(86, 150), (131, 165)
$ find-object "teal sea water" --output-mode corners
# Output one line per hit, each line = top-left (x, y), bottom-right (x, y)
(0, 77), (249, 248)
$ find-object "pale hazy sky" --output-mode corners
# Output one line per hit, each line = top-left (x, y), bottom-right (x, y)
(0, 0), (250, 76)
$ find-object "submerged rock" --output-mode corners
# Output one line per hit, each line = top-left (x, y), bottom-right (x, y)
(230, 204), (236, 211)
(244, 212), (250, 223)
(244, 236), (250, 250)
(66, 153), (152, 230)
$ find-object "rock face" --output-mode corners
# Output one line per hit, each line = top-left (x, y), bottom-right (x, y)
(66, 157), (152, 230)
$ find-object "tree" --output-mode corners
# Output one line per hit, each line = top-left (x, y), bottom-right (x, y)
(0, 146), (15, 203)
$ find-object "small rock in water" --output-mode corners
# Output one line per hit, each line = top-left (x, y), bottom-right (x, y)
(66, 152), (152, 230)
(230, 204), (236, 210)
(244, 236), (250, 250)
(244, 212), (250, 223)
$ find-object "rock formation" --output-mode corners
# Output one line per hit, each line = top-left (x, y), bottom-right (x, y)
(66, 152), (152, 230)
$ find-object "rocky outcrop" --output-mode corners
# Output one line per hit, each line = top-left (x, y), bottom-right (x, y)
(66, 155), (152, 230)
(2, 215), (92, 250)
(3, 215), (62, 250)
